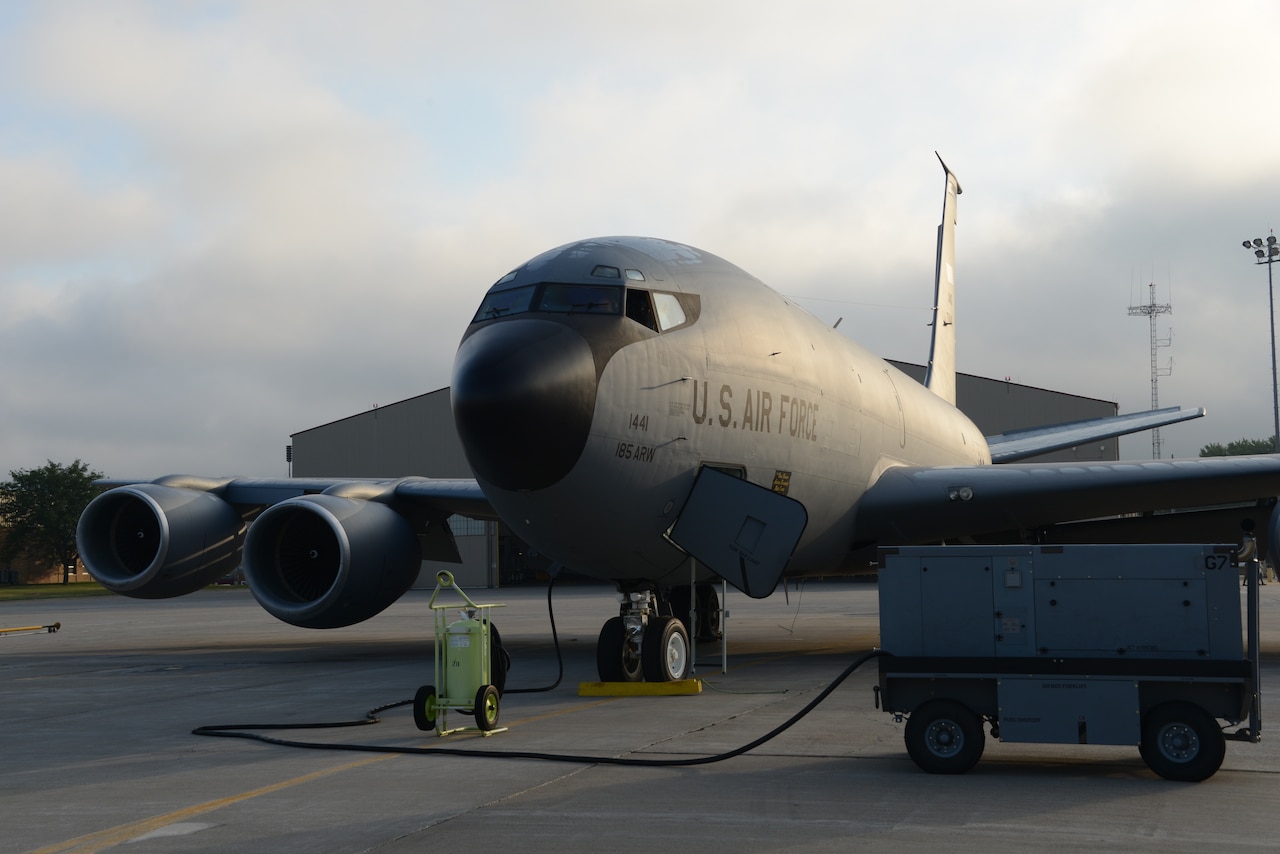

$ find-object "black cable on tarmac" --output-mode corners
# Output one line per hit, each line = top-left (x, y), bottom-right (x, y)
(504, 572), (562, 694)
(191, 649), (887, 768)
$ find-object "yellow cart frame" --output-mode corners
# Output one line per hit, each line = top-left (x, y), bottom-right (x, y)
(413, 570), (507, 736)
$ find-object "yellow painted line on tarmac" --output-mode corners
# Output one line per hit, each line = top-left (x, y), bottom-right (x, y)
(417, 696), (623, 736)
(30, 754), (394, 854)
(502, 696), (621, 726)
(578, 679), (702, 696)
(33, 677), (758, 852)
(34, 697), (628, 852)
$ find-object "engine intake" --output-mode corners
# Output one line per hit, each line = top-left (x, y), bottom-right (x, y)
(244, 494), (420, 629)
(76, 484), (246, 598)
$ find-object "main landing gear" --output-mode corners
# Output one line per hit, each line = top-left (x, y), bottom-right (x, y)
(596, 584), (719, 682)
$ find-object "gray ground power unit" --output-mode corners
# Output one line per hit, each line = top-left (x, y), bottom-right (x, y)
(876, 544), (1261, 781)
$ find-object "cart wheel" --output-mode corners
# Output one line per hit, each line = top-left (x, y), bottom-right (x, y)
(1139, 701), (1226, 782)
(474, 684), (500, 731)
(642, 615), (690, 682)
(904, 699), (985, 774)
(413, 685), (438, 732)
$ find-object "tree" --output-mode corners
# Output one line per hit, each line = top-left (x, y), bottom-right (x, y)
(0, 460), (104, 583)
(1199, 437), (1278, 457)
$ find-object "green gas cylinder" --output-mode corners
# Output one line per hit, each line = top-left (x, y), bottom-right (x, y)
(446, 611), (486, 701)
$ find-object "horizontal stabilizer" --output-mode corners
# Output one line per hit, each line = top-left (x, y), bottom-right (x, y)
(986, 406), (1206, 463)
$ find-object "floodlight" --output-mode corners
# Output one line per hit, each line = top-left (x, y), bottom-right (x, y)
(1240, 234), (1280, 454)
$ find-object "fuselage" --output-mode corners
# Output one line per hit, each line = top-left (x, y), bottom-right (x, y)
(451, 237), (990, 586)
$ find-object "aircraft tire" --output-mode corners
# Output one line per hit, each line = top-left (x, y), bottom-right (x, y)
(474, 684), (500, 731)
(597, 616), (642, 682)
(669, 586), (693, 637)
(413, 685), (438, 732)
(669, 585), (722, 642)
(641, 615), (690, 682)
(695, 583), (722, 641)
(1139, 702), (1225, 782)
(489, 623), (510, 696)
(904, 699), (985, 774)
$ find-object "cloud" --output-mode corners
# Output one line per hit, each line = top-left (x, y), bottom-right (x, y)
(1, 1), (1279, 477)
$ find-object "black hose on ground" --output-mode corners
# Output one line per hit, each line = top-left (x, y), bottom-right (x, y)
(191, 649), (887, 768)
(504, 572), (562, 694)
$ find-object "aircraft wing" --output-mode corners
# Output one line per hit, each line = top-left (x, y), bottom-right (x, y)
(77, 473), (496, 628)
(985, 406), (1206, 463)
(852, 454), (1280, 547)
(227, 476), (493, 518)
(96, 474), (495, 518)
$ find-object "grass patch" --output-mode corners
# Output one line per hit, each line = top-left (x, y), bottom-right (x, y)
(0, 582), (115, 602)
(0, 582), (251, 602)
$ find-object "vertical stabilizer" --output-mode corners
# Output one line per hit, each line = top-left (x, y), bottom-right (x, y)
(924, 153), (961, 405)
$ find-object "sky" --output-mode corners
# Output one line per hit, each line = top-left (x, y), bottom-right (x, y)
(2, 0), (1280, 480)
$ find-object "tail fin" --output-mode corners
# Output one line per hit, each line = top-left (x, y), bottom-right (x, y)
(924, 153), (961, 405)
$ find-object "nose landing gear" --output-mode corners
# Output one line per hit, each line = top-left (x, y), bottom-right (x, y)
(595, 588), (692, 682)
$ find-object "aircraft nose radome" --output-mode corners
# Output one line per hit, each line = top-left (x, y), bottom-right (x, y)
(452, 319), (597, 492)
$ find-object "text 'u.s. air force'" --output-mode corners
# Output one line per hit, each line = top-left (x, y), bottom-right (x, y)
(690, 380), (818, 441)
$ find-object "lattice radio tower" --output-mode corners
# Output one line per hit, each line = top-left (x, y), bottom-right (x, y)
(1128, 280), (1173, 458)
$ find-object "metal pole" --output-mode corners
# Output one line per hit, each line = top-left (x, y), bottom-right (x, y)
(721, 578), (728, 674)
(689, 558), (697, 676)
(1242, 239), (1280, 452)
(1269, 259), (1279, 453)
(1247, 549), (1262, 741)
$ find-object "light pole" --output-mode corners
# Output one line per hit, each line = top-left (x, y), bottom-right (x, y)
(1241, 235), (1280, 453)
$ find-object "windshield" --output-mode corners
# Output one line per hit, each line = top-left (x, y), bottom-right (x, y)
(536, 284), (621, 314)
(472, 283), (623, 323)
(473, 285), (536, 321)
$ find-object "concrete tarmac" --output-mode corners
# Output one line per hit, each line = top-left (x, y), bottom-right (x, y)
(4, 579), (1280, 853)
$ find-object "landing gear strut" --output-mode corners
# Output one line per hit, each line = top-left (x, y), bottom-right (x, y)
(595, 588), (691, 682)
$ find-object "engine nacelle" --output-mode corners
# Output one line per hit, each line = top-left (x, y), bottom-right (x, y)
(244, 494), (420, 629)
(76, 484), (246, 598)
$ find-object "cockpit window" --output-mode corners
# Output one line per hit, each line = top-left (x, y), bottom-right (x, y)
(652, 292), (687, 330)
(471, 282), (685, 325)
(473, 284), (536, 321)
(626, 288), (658, 331)
(624, 288), (691, 333)
(537, 283), (622, 314)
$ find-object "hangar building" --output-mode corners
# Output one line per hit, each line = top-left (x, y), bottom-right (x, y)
(290, 365), (1118, 588)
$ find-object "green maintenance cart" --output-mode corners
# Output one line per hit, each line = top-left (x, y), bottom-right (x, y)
(413, 570), (508, 736)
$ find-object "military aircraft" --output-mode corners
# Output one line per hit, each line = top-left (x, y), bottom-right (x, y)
(77, 156), (1280, 684)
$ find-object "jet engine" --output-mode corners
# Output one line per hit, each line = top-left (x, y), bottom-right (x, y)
(77, 483), (246, 598)
(243, 494), (421, 629)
